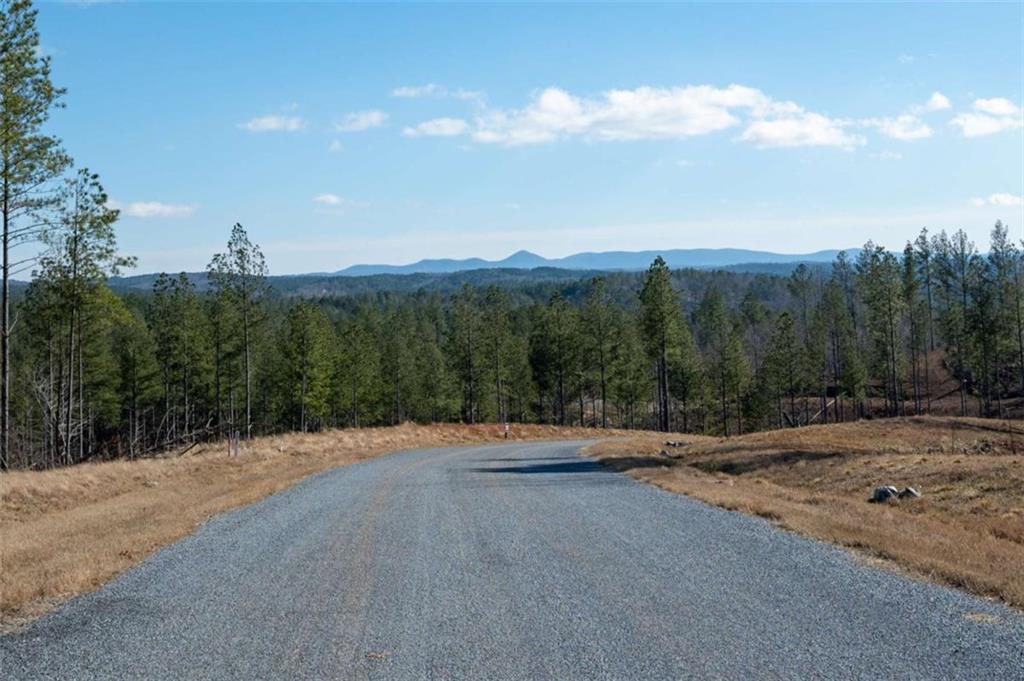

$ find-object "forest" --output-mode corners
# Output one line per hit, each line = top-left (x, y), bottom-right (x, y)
(3, 1), (1024, 470)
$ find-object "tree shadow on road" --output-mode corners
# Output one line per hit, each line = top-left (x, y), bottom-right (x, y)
(472, 458), (667, 475)
(471, 460), (610, 475)
(480, 457), (581, 463)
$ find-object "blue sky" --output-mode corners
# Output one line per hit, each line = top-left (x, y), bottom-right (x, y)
(40, 1), (1024, 274)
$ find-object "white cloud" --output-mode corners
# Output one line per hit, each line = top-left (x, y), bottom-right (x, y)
(872, 150), (903, 160)
(334, 110), (388, 132)
(951, 112), (1023, 137)
(863, 93), (948, 141)
(401, 83), (987, 150)
(740, 112), (863, 149)
(396, 84), (862, 149)
(403, 117), (470, 137)
(951, 98), (1023, 137)
(391, 84), (443, 98)
(971, 193), (1023, 207)
(973, 98), (1020, 117)
(866, 114), (933, 141)
(898, 54), (915, 64)
(919, 91), (951, 113)
(313, 193), (347, 206)
(469, 84), (811, 146)
(109, 200), (197, 219)
(238, 115), (305, 132)
(328, 139), (343, 153)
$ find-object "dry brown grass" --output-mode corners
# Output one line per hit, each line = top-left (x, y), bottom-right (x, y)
(0, 422), (616, 628)
(586, 416), (1024, 609)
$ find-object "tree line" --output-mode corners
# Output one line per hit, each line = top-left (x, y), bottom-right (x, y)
(7, 212), (1024, 469)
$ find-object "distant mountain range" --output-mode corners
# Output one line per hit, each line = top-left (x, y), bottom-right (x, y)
(335, 248), (851, 276)
(90, 247), (852, 294)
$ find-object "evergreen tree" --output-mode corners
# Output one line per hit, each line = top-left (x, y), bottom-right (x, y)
(610, 318), (650, 429)
(764, 312), (799, 427)
(857, 242), (906, 416)
(449, 285), (481, 424)
(480, 286), (513, 423)
(33, 169), (130, 464)
(112, 308), (158, 457)
(282, 301), (334, 431)
(1, 0), (72, 468)
(581, 277), (618, 428)
(639, 257), (680, 432)
(334, 312), (382, 427)
(207, 224), (267, 438)
(150, 272), (210, 444)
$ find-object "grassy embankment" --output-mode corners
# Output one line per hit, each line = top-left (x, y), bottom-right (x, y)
(0, 423), (615, 628)
(586, 416), (1024, 609)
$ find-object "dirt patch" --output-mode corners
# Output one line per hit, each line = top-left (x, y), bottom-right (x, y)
(586, 416), (1024, 609)
(0, 422), (628, 628)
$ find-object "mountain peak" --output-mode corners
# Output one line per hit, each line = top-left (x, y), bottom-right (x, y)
(501, 249), (546, 266)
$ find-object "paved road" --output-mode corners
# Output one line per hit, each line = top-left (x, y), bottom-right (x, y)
(3, 441), (1022, 680)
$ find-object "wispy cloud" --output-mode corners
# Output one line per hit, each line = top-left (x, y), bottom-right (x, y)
(970, 193), (1023, 207)
(333, 110), (388, 132)
(391, 83), (443, 98)
(109, 200), (197, 218)
(864, 114), (932, 141)
(328, 139), (343, 153)
(403, 117), (470, 138)
(391, 84), (484, 102)
(313, 193), (347, 206)
(862, 93), (950, 142)
(238, 115), (305, 133)
(951, 98), (1023, 137)
(312, 193), (367, 208)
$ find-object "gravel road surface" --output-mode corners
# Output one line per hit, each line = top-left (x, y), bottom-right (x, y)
(3, 441), (1022, 680)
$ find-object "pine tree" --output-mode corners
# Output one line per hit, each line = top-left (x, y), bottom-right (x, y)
(857, 242), (906, 416)
(902, 244), (926, 414)
(112, 307), (158, 457)
(932, 229), (979, 414)
(1, 0), (72, 468)
(207, 224), (267, 439)
(449, 285), (481, 424)
(34, 169), (131, 463)
(988, 221), (1020, 403)
(335, 312), (382, 428)
(281, 302), (334, 431)
(610, 319), (650, 429)
(150, 273), (210, 444)
(764, 312), (799, 427)
(582, 277), (618, 428)
(480, 286), (512, 423)
(696, 287), (747, 435)
(639, 257), (680, 432)
(532, 293), (579, 425)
